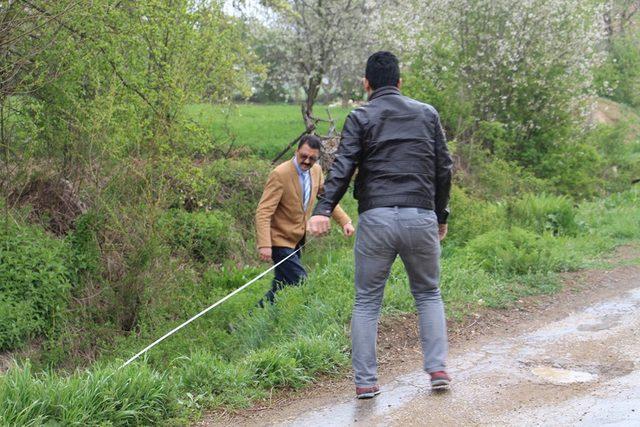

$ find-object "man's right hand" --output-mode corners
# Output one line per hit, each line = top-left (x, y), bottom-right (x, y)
(438, 224), (448, 241)
(258, 247), (272, 262)
(307, 215), (331, 237)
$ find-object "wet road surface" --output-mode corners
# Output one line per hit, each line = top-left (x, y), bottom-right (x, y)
(207, 264), (640, 426)
(279, 284), (640, 426)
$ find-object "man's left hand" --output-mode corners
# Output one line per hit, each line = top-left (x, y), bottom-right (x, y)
(342, 222), (355, 237)
(307, 215), (330, 237)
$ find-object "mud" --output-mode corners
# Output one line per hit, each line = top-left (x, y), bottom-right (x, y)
(203, 249), (640, 426)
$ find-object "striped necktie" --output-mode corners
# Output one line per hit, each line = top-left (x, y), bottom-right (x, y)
(302, 172), (311, 211)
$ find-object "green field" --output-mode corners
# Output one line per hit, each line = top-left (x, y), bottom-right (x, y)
(187, 103), (353, 159)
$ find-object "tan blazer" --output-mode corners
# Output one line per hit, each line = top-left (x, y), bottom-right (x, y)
(256, 159), (351, 248)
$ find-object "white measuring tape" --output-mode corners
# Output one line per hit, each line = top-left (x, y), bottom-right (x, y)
(120, 242), (308, 369)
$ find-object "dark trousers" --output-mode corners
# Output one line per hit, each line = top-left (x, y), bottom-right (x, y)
(259, 243), (307, 307)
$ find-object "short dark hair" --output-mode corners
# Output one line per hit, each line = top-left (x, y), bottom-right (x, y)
(298, 134), (322, 150)
(365, 51), (400, 90)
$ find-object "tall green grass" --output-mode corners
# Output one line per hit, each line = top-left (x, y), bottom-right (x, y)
(0, 362), (178, 426)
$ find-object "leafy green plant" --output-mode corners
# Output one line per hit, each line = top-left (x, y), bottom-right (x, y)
(506, 194), (579, 236)
(0, 297), (38, 351)
(465, 227), (570, 275)
(446, 186), (507, 246)
(161, 209), (241, 262)
(0, 222), (74, 350)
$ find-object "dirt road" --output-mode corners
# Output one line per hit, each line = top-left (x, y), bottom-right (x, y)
(209, 251), (640, 426)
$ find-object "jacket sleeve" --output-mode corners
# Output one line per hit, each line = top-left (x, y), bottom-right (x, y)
(255, 170), (283, 248)
(433, 110), (453, 224)
(319, 170), (351, 226)
(313, 111), (363, 217)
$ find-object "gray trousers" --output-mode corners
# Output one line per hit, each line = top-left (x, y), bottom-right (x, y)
(352, 207), (448, 387)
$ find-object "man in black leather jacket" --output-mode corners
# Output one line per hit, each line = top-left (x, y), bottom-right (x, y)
(308, 51), (454, 398)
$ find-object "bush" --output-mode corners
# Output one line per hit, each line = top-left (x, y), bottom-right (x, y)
(161, 209), (241, 262)
(578, 188), (640, 240)
(595, 32), (640, 108)
(537, 138), (605, 198)
(452, 143), (548, 201)
(506, 194), (579, 236)
(446, 186), (506, 246)
(589, 119), (640, 194)
(0, 297), (38, 351)
(0, 221), (74, 350)
(465, 227), (570, 275)
(203, 158), (270, 236)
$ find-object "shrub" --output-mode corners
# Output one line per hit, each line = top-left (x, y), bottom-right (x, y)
(0, 297), (38, 351)
(578, 188), (640, 240)
(452, 143), (548, 201)
(203, 158), (270, 235)
(446, 186), (506, 246)
(0, 221), (74, 350)
(506, 194), (579, 236)
(537, 138), (605, 198)
(465, 227), (566, 275)
(161, 209), (241, 262)
(595, 32), (640, 108)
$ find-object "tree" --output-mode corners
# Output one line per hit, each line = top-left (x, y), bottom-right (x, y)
(246, 0), (383, 122)
(603, 0), (640, 37)
(1, 0), (260, 335)
(388, 0), (607, 168)
(598, 0), (640, 107)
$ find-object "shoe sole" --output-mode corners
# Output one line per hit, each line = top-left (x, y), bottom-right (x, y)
(356, 390), (381, 399)
(431, 380), (450, 390)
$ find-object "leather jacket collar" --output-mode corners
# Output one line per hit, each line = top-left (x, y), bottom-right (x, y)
(368, 85), (401, 101)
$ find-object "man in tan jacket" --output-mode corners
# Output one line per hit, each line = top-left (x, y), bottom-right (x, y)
(255, 135), (354, 306)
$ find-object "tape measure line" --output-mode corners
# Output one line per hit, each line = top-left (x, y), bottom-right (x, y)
(120, 242), (308, 369)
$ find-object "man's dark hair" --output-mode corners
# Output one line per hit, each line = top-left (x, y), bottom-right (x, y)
(298, 134), (322, 150)
(365, 51), (400, 90)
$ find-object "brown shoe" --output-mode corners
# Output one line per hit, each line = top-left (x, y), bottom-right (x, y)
(429, 371), (451, 390)
(355, 385), (381, 399)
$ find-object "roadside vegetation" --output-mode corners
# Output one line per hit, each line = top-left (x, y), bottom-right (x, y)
(1, 0), (640, 425)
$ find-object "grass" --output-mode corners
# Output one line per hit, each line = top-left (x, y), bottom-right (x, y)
(3, 188), (639, 423)
(186, 103), (352, 159)
(3, 98), (640, 424)
(0, 361), (180, 426)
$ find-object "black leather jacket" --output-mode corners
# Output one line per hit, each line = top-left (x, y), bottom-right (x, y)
(313, 86), (453, 223)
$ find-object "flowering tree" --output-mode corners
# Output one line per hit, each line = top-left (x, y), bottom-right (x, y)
(386, 0), (607, 168)
(247, 0), (384, 119)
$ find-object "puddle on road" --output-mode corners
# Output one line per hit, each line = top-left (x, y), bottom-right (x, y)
(531, 366), (597, 384)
